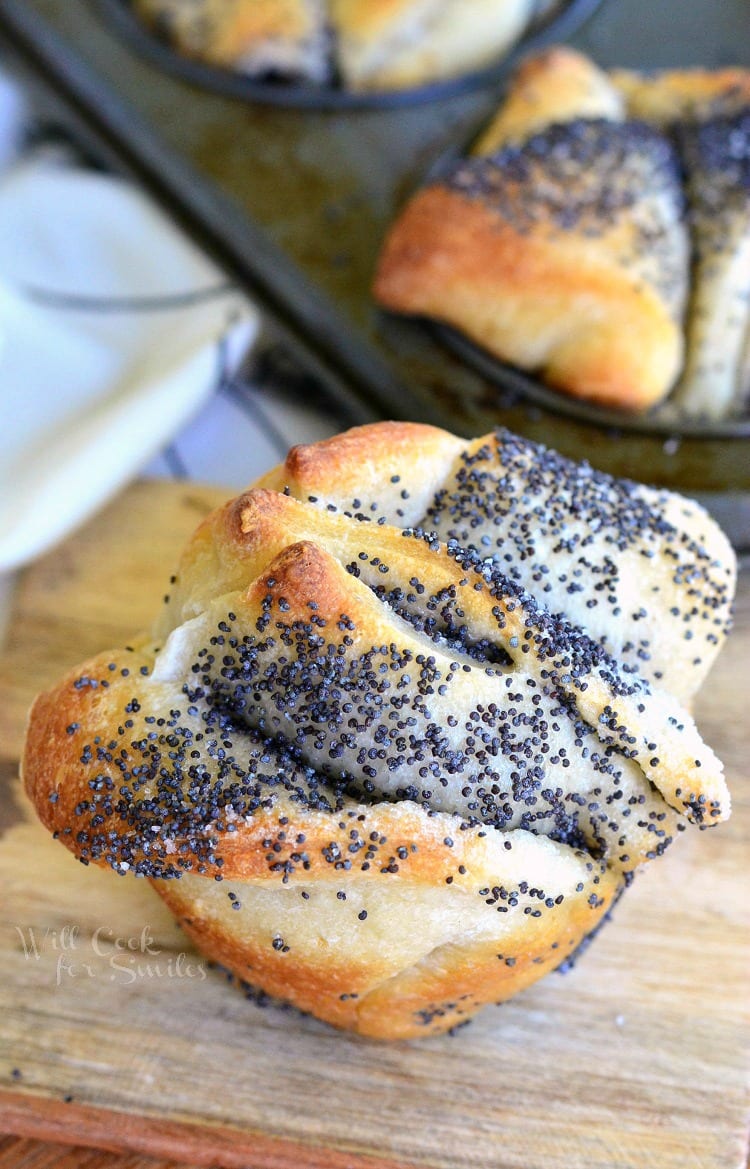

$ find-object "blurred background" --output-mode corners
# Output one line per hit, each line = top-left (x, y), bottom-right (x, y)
(0, 0), (748, 586)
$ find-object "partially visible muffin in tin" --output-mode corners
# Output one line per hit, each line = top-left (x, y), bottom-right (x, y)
(133, 0), (332, 82)
(132, 0), (535, 91)
(374, 48), (750, 419)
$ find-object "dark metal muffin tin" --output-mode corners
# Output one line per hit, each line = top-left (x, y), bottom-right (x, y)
(0, 0), (747, 518)
(434, 326), (750, 440)
(98, 0), (605, 110)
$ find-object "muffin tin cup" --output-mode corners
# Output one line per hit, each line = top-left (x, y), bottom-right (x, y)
(96, 0), (606, 111)
(433, 323), (750, 440)
(418, 111), (750, 441)
(18, 0), (746, 517)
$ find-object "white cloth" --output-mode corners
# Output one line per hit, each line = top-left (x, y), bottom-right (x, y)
(0, 157), (258, 571)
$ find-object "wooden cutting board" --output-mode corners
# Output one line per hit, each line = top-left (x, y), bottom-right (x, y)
(0, 480), (748, 1169)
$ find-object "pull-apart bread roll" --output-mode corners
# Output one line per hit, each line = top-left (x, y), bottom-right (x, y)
(672, 111), (750, 419)
(612, 68), (750, 419)
(24, 424), (734, 1039)
(330, 0), (533, 91)
(133, 0), (331, 82)
(375, 49), (689, 411)
(134, 0), (533, 90)
(376, 49), (750, 418)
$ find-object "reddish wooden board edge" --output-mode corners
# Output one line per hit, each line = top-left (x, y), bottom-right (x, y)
(0, 1090), (418, 1169)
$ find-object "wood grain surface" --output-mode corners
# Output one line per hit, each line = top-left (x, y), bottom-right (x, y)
(0, 1134), (193, 1169)
(0, 480), (748, 1169)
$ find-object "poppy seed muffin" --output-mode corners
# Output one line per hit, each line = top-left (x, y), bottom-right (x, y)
(23, 423), (734, 1037)
(376, 49), (750, 418)
(133, 0), (533, 91)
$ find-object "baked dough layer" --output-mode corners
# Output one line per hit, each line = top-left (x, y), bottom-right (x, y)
(134, 0), (533, 89)
(257, 422), (735, 704)
(23, 423), (734, 1037)
(375, 49), (750, 417)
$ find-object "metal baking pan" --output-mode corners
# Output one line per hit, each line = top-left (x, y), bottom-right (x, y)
(98, 0), (605, 110)
(0, 0), (747, 515)
(433, 326), (750, 440)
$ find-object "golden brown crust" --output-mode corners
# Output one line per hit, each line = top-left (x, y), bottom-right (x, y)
(253, 420), (463, 515)
(330, 0), (532, 91)
(22, 424), (734, 1038)
(134, 0), (329, 78)
(374, 185), (684, 410)
(611, 67), (750, 124)
(24, 635), (621, 1039)
(155, 846), (619, 1038)
(376, 53), (750, 417)
(476, 47), (624, 154)
(135, 0), (533, 90)
(135, 0), (316, 53)
(223, 0), (314, 42)
(247, 421), (450, 513)
(330, 0), (425, 40)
